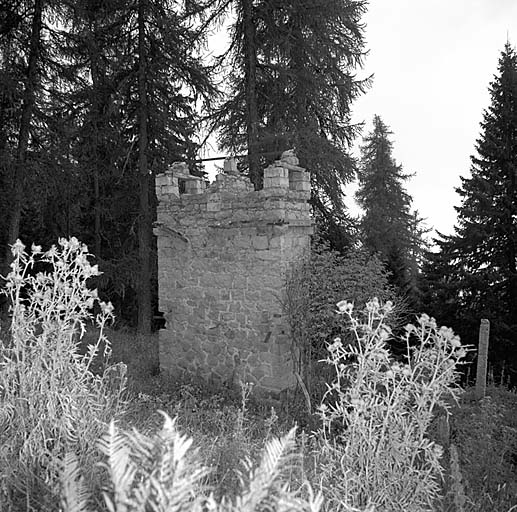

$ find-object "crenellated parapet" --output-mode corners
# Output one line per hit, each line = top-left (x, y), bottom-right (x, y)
(154, 151), (313, 394)
(156, 150), (310, 198)
(155, 161), (206, 197)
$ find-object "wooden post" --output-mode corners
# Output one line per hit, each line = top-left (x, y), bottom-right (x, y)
(475, 319), (490, 400)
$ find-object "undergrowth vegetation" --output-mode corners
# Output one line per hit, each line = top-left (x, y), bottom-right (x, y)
(0, 238), (516, 511)
(0, 239), (127, 510)
(284, 243), (397, 404)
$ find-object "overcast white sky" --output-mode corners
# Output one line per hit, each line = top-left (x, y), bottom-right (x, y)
(206, 1), (517, 238)
(350, 0), (517, 237)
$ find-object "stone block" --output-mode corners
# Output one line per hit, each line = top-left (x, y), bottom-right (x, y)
(230, 289), (245, 300)
(234, 236), (252, 250)
(185, 179), (205, 195)
(207, 309), (220, 322)
(264, 166), (288, 179)
(269, 237), (282, 250)
(252, 236), (269, 250)
(155, 172), (168, 187)
(255, 250), (279, 261)
(228, 301), (242, 313)
(171, 161), (190, 176)
(206, 352), (220, 368)
(259, 372), (296, 391)
(280, 149), (299, 166)
(207, 201), (221, 212)
(161, 184), (179, 196)
(232, 277), (248, 289)
(223, 157), (238, 174)
(208, 302), (229, 313)
(263, 176), (289, 189)
(220, 311), (235, 322)
(291, 180), (311, 192)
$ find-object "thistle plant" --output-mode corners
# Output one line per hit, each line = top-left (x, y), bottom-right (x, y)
(0, 238), (126, 510)
(315, 298), (467, 512)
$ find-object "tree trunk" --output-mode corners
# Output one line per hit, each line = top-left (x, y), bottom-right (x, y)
(507, 181), (517, 332)
(137, 0), (152, 334)
(87, 15), (104, 259)
(292, 12), (309, 150)
(4, 0), (43, 269)
(241, 0), (260, 188)
(503, 123), (517, 331)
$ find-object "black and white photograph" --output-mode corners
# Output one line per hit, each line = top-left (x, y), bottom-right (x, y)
(0, 1), (516, 510)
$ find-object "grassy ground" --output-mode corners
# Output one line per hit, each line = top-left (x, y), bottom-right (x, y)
(80, 326), (302, 500)
(447, 386), (517, 510)
(81, 326), (517, 511)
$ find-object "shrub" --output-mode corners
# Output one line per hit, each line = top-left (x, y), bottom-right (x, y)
(284, 242), (396, 403)
(314, 298), (467, 512)
(0, 238), (127, 510)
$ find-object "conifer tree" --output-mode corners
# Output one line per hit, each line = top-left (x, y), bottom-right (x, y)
(90, 0), (214, 332)
(2, 0), (44, 272)
(423, 43), (517, 382)
(0, 5), (24, 255)
(0, 0), (75, 272)
(60, 0), (130, 259)
(356, 115), (422, 306)
(214, 0), (369, 250)
(0, 0), (214, 329)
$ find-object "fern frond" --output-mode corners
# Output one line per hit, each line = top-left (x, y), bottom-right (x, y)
(234, 427), (297, 511)
(60, 452), (92, 512)
(158, 411), (195, 466)
(102, 412), (208, 512)
(98, 420), (137, 512)
(147, 412), (207, 512)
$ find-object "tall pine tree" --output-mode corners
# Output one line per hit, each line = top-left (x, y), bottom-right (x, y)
(357, 115), (422, 306)
(423, 43), (517, 382)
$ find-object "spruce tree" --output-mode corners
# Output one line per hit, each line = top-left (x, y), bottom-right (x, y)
(423, 43), (517, 382)
(356, 115), (422, 306)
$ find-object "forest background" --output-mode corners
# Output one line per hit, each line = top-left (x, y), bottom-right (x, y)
(0, 0), (516, 385)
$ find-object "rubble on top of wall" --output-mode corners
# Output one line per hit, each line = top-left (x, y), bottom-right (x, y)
(155, 150), (311, 202)
(210, 157), (255, 194)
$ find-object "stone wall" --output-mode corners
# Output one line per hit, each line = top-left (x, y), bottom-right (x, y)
(154, 151), (313, 393)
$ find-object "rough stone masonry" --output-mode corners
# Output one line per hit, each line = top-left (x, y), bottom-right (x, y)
(154, 151), (313, 393)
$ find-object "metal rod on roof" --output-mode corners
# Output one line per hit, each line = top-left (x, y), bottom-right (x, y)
(193, 150), (285, 163)
(193, 155), (246, 163)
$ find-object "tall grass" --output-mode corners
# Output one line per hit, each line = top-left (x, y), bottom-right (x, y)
(447, 387), (517, 511)
(0, 238), (127, 510)
(5, 238), (511, 511)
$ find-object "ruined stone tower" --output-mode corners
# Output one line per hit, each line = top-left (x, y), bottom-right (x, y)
(154, 151), (313, 393)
